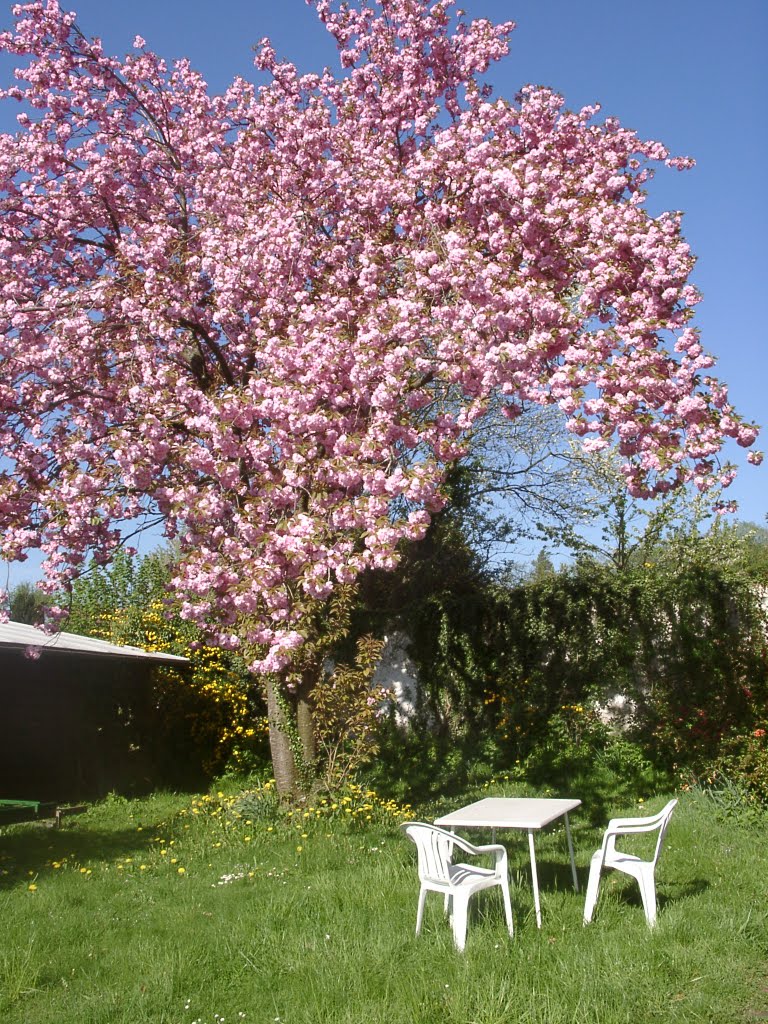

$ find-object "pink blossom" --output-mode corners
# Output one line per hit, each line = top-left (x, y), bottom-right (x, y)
(0, 0), (759, 676)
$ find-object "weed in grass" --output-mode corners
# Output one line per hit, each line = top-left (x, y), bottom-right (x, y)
(0, 935), (40, 1010)
(691, 773), (768, 828)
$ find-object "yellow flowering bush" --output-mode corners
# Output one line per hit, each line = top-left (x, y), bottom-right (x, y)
(65, 551), (269, 779)
(100, 602), (268, 777)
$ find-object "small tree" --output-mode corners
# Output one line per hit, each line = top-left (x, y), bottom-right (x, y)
(733, 520), (768, 582)
(530, 550), (556, 582)
(8, 580), (48, 624)
(311, 634), (387, 792)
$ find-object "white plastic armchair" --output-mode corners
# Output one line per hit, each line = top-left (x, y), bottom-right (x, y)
(402, 821), (513, 951)
(583, 798), (678, 927)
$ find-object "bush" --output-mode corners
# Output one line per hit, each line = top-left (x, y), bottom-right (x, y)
(702, 728), (768, 806)
(64, 550), (270, 783)
(385, 525), (768, 788)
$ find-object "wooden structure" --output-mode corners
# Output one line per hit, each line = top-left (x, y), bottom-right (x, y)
(0, 621), (188, 803)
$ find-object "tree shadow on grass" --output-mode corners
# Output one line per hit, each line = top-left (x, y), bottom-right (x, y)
(0, 820), (156, 891)
(510, 855), (586, 893)
(658, 878), (710, 907)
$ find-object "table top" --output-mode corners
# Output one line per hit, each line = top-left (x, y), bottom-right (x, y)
(434, 797), (581, 831)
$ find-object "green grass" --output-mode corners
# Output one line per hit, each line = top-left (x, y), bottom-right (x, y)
(1, 780), (767, 1024)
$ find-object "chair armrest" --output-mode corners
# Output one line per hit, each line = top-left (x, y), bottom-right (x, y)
(467, 842), (507, 856)
(467, 842), (509, 875)
(437, 831), (508, 868)
(446, 832), (505, 858)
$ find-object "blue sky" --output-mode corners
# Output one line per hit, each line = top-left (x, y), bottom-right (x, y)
(1, 0), (765, 586)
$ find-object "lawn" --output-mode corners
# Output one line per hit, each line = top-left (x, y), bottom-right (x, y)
(1, 779), (767, 1024)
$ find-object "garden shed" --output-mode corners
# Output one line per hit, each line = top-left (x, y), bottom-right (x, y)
(0, 620), (188, 803)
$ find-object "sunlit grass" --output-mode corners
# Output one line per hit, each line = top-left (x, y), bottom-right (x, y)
(1, 780), (767, 1023)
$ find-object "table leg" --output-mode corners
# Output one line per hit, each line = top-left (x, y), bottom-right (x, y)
(528, 830), (542, 928)
(564, 812), (579, 892)
(445, 831), (457, 914)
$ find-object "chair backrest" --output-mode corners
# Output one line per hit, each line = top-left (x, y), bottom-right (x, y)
(605, 798), (678, 864)
(402, 822), (455, 884)
(650, 799), (678, 866)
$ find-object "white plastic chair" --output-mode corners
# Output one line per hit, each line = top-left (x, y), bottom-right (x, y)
(583, 798), (678, 927)
(402, 821), (514, 951)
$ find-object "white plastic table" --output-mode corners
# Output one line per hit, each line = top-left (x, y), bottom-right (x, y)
(434, 797), (581, 928)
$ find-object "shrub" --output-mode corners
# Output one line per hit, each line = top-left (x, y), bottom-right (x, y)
(702, 728), (768, 806)
(64, 550), (270, 783)
(311, 634), (388, 791)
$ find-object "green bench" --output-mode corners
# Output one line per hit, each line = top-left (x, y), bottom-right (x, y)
(0, 799), (86, 827)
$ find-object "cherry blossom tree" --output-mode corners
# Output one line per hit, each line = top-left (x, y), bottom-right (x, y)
(0, 0), (760, 794)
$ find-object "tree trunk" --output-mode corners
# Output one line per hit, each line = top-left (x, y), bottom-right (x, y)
(296, 668), (318, 765)
(266, 676), (299, 798)
(266, 670), (319, 800)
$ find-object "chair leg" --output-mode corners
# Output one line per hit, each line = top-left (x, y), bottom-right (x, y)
(451, 893), (470, 951)
(416, 887), (427, 936)
(501, 880), (514, 938)
(583, 859), (603, 924)
(636, 869), (658, 927)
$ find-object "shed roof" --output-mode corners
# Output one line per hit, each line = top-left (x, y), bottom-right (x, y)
(0, 620), (189, 664)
